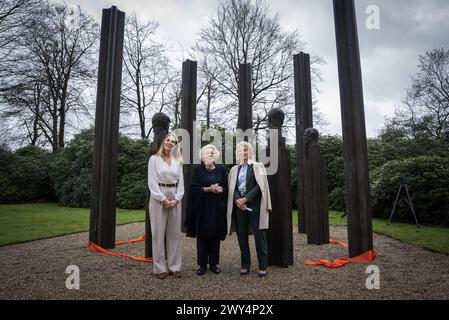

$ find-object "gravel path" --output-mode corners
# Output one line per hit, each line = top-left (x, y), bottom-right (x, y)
(1, 223), (448, 300)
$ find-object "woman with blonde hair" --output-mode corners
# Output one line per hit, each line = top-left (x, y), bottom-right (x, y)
(227, 141), (272, 277)
(185, 144), (228, 276)
(148, 133), (184, 279)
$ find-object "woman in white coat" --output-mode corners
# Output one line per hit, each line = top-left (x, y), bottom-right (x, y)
(227, 142), (272, 277)
(148, 133), (184, 279)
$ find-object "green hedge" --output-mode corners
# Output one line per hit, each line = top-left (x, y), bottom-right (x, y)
(1, 129), (150, 209)
(328, 186), (345, 212)
(116, 136), (149, 209)
(0, 145), (55, 203)
(371, 156), (449, 226)
(48, 129), (94, 208)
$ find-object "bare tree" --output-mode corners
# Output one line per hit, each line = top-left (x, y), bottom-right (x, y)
(0, 0), (46, 147)
(387, 48), (449, 142)
(166, 75), (182, 129)
(1, 76), (47, 146)
(194, 0), (323, 133)
(196, 57), (223, 129)
(0, 0), (39, 59)
(1, 2), (99, 151)
(122, 13), (180, 139)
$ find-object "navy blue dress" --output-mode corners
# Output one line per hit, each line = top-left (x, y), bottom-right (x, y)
(185, 164), (228, 240)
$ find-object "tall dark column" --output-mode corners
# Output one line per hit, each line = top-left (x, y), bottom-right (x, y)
(303, 128), (330, 245)
(181, 60), (197, 232)
(293, 52), (313, 234)
(89, 6), (125, 249)
(145, 113), (170, 258)
(237, 64), (253, 131)
(266, 109), (294, 267)
(333, 0), (373, 257)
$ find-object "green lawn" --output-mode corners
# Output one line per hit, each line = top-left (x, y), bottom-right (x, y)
(293, 210), (449, 255)
(1, 204), (448, 255)
(0, 203), (145, 246)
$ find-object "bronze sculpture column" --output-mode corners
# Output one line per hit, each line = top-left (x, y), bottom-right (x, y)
(89, 6), (125, 249)
(293, 52), (313, 234)
(266, 108), (294, 267)
(333, 0), (373, 257)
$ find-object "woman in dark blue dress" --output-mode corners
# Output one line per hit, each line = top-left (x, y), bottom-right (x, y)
(185, 144), (228, 276)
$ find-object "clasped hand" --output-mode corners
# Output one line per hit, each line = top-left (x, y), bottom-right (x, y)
(235, 197), (248, 211)
(205, 184), (223, 194)
(162, 199), (178, 208)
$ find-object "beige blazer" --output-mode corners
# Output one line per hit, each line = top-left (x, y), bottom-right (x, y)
(226, 162), (272, 235)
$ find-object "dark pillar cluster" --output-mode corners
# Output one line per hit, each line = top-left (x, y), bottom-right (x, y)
(89, 1), (374, 262)
(294, 52), (330, 245)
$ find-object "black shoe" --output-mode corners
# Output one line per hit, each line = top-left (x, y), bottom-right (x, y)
(210, 265), (220, 274)
(239, 268), (249, 276)
(258, 270), (267, 277)
(197, 266), (207, 276)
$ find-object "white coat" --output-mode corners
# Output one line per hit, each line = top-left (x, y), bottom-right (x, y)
(226, 161), (272, 235)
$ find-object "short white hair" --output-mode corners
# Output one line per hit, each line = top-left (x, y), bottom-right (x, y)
(236, 141), (255, 162)
(199, 144), (220, 163)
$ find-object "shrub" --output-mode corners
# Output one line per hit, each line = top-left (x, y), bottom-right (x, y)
(328, 186), (346, 212)
(0, 145), (55, 203)
(371, 156), (449, 226)
(117, 173), (147, 209)
(48, 129), (150, 209)
(48, 129), (94, 208)
(116, 136), (150, 209)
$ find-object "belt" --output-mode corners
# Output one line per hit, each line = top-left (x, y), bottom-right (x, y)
(159, 183), (178, 187)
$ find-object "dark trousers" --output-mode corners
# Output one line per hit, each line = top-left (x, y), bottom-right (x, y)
(197, 237), (220, 267)
(234, 207), (268, 271)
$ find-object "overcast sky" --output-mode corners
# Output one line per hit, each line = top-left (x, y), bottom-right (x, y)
(61, 0), (449, 138)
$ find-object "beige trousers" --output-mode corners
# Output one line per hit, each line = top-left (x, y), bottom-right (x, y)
(149, 186), (182, 274)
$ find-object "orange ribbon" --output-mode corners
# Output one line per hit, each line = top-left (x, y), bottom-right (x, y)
(305, 239), (376, 268)
(88, 235), (153, 263)
(329, 239), (349, 248)
(115, 235), (146, 246)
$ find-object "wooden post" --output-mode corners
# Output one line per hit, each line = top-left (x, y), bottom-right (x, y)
(145, 113), (170, 258)
(266, 108), (294, 267)
(89, 6), (125, 249)
(293, 52), (313, 234)
(303, 128), (329, 245)
(237, 64), (253, 131)
(180, 60), (197, 232)
(333, 0), (373, 257)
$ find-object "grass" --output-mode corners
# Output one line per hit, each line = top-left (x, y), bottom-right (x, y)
(293, 210), (449, 255)
(1, 204), (448, 255)
(0, 203), (145, 246)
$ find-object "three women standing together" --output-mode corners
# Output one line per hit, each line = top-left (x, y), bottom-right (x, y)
(148, 134), (272, 279)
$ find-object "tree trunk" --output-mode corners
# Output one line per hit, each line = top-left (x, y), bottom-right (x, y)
(136, 68), (146, 139)
(206, 82), (211, 128)
(58, 109), (65, 149)
(58, 91), (67, 149)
